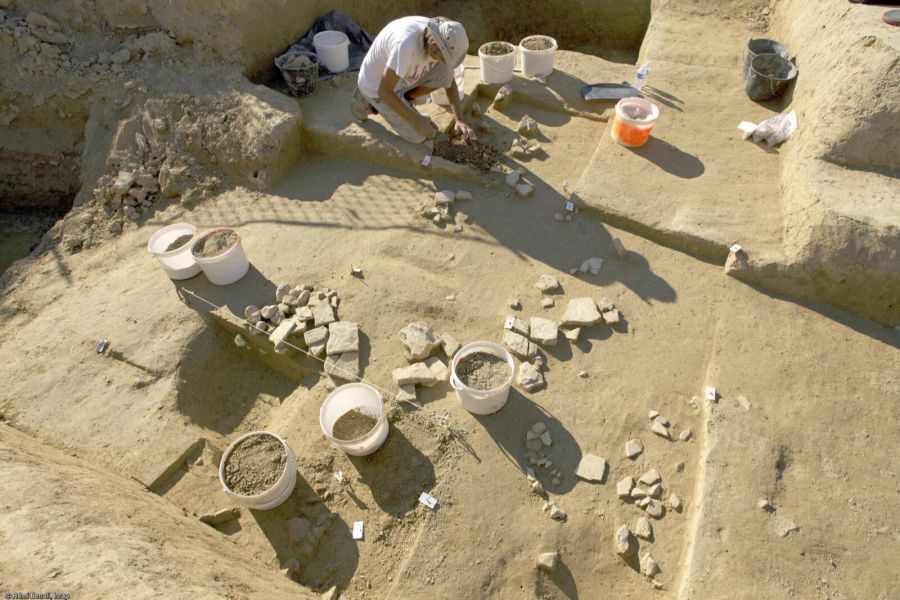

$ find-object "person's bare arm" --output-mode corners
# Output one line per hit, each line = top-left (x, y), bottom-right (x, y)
(378, 68), (436, 139)
(446, 82), (477, 141)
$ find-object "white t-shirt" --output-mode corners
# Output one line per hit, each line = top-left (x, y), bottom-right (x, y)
(357, 16), (438, 98)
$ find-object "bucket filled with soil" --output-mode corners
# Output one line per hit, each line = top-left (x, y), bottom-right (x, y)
(190, 227), (250, 285)
(146, 222), (201, 280)
(519, 35), (557, 78)
(479, 41), (516, 84)
(450, 342), (515, 415)
(219, 431), (298, 510)
(319, 382), (389, 456)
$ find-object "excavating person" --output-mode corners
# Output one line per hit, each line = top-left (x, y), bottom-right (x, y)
(351, 16), (476, 144)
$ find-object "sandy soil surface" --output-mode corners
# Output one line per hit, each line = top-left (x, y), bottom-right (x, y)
(0, 0), (898, 599)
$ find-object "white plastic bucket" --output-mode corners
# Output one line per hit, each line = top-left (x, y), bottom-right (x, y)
(146, 222), (201, 280)
(191, 227), (250, 286)
(449, 341), (515, 415)
(219, 431), (298, 510)
(313, 30), (350, 73)
(519, 35), (557, 78)
(319, 383), (389, 456)
(431, 64), (466, 105)
(478, 41), (516, 84)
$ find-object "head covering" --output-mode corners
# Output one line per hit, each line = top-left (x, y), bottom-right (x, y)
(425, 17), (468, 67)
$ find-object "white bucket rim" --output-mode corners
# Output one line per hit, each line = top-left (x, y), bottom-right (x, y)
(478, 41), (516, 58)
(314, 30), (350, 49)
(319, 382), (386, 444)
(615, 97), (660, 126)
(190, 227), (242, 264)
(147, 222), (198, 257)
(450, 341), (516, 395)
(218, 430), (293, 500)
(518, 35), (558, 55)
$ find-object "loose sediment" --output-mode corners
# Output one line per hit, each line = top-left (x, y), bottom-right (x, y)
(456, 352), (511, 390)
(332, 410), (377, 441)
(223, 433), (286, 496)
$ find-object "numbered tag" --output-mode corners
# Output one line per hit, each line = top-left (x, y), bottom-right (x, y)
(352, 521), (364, 540)
(705, 386), (717, 402)
(419, 492), (437, 510)
(334, 470), (344, 482)
(504, 316), (516, 330)
(422, 154), (432, 167)
(729, 244), (742, 253)
(564, 201), (575, 212)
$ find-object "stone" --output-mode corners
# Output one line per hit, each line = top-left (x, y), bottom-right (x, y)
(631, 487), (648, 499)
(598, 297), (616, 312)
(614, 524), (634, 557)
(602, 309), (620, 326)
(675, 462), (685, 473)
(26, 12), (60, 29)
(517, 115), (540, 137)
(654, 414), (670, 427)
(549, 504), (567, 521)
(757, 498), (773, 511)
(111, 48), (131, 64)
(396, 385), (417, 403)
(535, 274), (561, 293)
(669, 494), (683, 511)
(515, 183), (534, 198)
(540, 297), (554, 309)
(320, 586), (338, 600)
(637, 496), (652, 508)
(679, 429), (693, 442)
(425, 357), (450, 383)
(504, 330), (538, 358)
(434, 190), (455, 206)
(399, 321), (441, 361)
(508, 297), (521, 310)
(505, 171), (520, 187)
(244, 305), (259, 319)
(562, 328), (580, 341)
(270, 311), (284, 326)
(639, 469), (661, 486)
(579, 370), (589, 378)
(492, 84), (513, 110)
(282, 294), (299, 308)
(456, 190), (473, 201)
(530, 479), (545, 495)
(198, 507), (241, 526)
(644, 499), (664, 518)
(640, 553), (660, 577)
(526, 438), (543, 451)
(326, 321), (359, 355)
(532, 422), (547, 434)
(278, 303), (293, 317)
(32, 27), (68, 44)
(275, 283), (292, 303)
(392, 363), (437, 387)
(536, 551), (558, 573)
(560, 298), (602, 327)
(112, 170), (135, 191)
(625, 438), (643, 459)
(295, 289), (311, 306)
(518, 362), (545, 392)
(325, 352), (360, 382)
(529, 317), (558, 346)
(617, 476), (635, 498)
(304, 327), (329, 356)
(738, 395), (752, 410)
(288, 517), (313, 544)
(634, 517), (653, 540)
(312, 302), (336, 327)
(234, 334), (248, 348)
(578, 257), (604, 275)
(648, 484), (662, 498)
(268, 318), (297, 347)
(505, 315), (530, 336)
(775, 516), (799, 537)
(540, 431), (552, 446)
(260, 305), (277, 320)
(651, 420), (671, 439)
(295, 306), (313, 321)
(648, 410), (660, 420)
(575, 454), (608, 483)
(612, 237), (627, 258)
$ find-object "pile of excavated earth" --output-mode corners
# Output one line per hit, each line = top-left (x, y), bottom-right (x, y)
(1, 0), (897, 599)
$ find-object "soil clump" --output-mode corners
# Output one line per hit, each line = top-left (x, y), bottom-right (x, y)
(522, 38), (553, 51)
(481, 42), (513, 55)
(165, 234), (194, 253)
(433, 138), (501, 172)
(456, 352), (511, 390)
(223, 434), (286, 496)
(332, 410), (377, 441)
(192, 230), (237, 257)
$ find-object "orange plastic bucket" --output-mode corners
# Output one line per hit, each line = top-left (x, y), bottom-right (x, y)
(611, 98), (659, 148)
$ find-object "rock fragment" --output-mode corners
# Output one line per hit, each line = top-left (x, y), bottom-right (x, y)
(612, 237), (627, 258)
(456, 190), (473, 201)
(325, 352), (360, 381)
(434, 190), (455, 206)
(425, 356), (450, 383)
(440, 333), (461, 359)
(535, 274), (561, 293)
(640, 553), (660, 577)
(679, 429), (693, 441)
(504, 330), (538, 358)
(199, 507), (241, 526)
(669, 494), (683, 512)
(396, 385), (417, 403)
(275, 283), (291, 302)
(304, 327), (329, 357)
(312, 302), (336, 327)
(651, 420), (671, 439)
(549, 504), (567, 521)
(648, 483), (662, 498)
(540, 297), (554, 309)
(614, 524), (634, 557)
(536, 551), (559, 573)
(617, 476), (635, 498)
(775, 516), (799, 537)
(639, 469), (661, 486)
(602, 309), (620, 326)
(529, 317), (558, 346)
(326, 321), (359, 355)
(644, 499), (664, 518)
(562, 328), (580, 341)
(517, 115), (540, 137)
(505, 315), (530, 336)
(399, 321), (441, 361)
(575, 454), (608, 483)
(518, 361), (545, 391)
(578, 257), (604, 275)
(560, 298), (602, 327)
(392, 363), (437, 387)
(492, 84), (513, 110)
(757, 498), (773, 511)
(515, 182), (534, 198)
(625, 438), (643, 459)
(634, 517), (653, 540)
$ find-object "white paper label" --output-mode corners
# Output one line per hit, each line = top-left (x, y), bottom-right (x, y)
(352, 521), (364, 540)
(422, 154), (432, 167)
(504, 316), (516, 330)
(705, 386), (716, 401)
(564, 201), (575, 212)
(729, 244), (742, 254)
(334, 470), (344, 482)
(419, 492), (437, 510)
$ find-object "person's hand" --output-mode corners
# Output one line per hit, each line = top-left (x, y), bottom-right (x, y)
(453, 119), (477, 142)
(414, 114), (438, 139)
